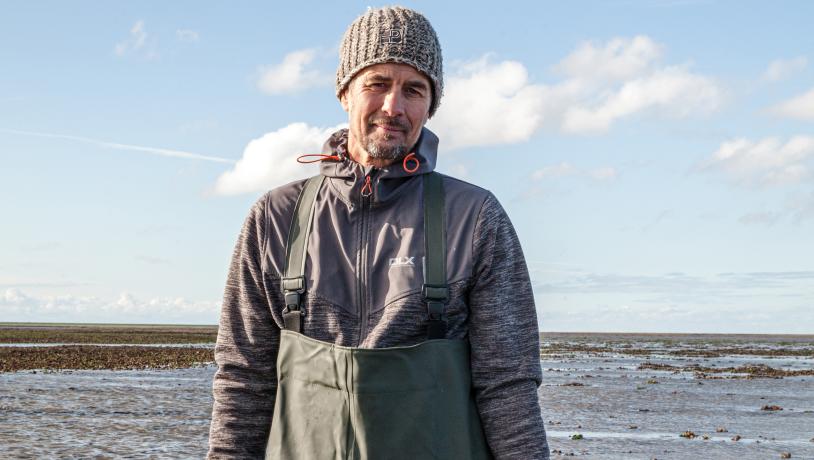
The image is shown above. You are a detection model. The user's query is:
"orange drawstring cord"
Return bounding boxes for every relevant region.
[361,175,373,197]
[298,152,417,198]
[402,152,419,173]
[297,153,341,164]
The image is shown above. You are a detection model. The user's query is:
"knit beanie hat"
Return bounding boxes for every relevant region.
[336,6,444,117]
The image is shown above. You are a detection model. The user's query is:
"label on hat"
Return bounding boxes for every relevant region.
[379,28,404,44]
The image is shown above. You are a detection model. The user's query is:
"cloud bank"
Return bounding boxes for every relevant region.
[534,269,814,333]
[1,288,220,324]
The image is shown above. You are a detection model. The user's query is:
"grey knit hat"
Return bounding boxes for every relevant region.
[336,6,444,117]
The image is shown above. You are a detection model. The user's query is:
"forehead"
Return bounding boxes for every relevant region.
[354,63,431,86]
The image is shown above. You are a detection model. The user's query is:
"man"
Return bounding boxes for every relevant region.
[208,6,549,459]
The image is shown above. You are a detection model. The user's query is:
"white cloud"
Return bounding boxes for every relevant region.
[763,56,808,81]
[430,56,547,150]
[0,128,233,164]
[435,157,470,178]
[531,162,617,181]
[699,135,814,187]
[176,29,200,43]
[561,65,721,134]
[429,36,722,148]
[3,288,31,305]
[531,162,577,179]
[769,87,814,121]
[115,20,155,58]
[1,288,219,324]
[213,122,346,196]
[257,49,331,95]
[553,35,663,83]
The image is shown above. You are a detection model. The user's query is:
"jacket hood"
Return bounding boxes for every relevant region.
[316,127,439,205]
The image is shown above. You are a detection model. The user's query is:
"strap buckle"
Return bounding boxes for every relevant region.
[422,284,448,321]
[282,276,306,313]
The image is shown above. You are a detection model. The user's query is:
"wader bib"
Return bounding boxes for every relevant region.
[265,173,492,459]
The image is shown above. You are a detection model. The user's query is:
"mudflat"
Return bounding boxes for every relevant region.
[0,323,216,372]
[0,322,218,344]
[539,332,814,459]
[1,327,812,458]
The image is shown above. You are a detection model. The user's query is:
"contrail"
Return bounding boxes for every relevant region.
[0,128,236,164]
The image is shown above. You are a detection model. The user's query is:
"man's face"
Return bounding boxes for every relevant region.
[341,63,432,162]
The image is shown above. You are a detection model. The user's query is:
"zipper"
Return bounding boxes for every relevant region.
[356,168,375,346]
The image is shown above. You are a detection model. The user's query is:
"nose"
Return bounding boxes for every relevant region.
[381,88,405,117]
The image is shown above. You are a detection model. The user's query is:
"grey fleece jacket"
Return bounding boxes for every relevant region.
[208,127,549,459]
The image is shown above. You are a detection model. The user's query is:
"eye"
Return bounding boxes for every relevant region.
[406,87,425,97]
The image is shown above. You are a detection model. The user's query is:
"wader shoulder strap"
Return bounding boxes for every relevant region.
[282,175,325,332]
[423,172,449,340]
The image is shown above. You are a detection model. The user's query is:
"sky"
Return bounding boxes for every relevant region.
[1,1,812,333]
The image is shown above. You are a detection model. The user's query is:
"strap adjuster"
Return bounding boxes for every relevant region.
[422,284,449,302]
[282,276,306,292]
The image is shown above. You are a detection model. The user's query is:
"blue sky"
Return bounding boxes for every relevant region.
[1,1,812,332]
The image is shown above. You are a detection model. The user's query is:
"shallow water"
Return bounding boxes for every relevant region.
[539,341,814,459]
[0,366,215,459]
[1,336,812,459]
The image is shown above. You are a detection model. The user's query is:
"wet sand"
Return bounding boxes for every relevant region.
[1,328,812,458]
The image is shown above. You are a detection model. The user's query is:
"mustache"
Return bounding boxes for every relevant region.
[368,117,409,131]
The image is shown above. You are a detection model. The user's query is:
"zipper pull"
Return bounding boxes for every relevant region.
[361,174,373,198]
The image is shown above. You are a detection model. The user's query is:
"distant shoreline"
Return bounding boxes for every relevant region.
[539,332,814,343]
[2,323,812,373]
[2,322,812,339]
[0,323,218,345]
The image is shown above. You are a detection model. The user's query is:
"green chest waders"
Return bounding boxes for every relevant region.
[265,173,492,460]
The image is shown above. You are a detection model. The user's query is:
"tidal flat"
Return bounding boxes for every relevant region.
[538,333,814,459]
[1,325,812,459]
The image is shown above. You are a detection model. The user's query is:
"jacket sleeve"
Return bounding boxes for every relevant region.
[468,192,550,459]
[208,195,281,459]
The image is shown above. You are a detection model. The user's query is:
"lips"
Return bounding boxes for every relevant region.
[376,124,404,133]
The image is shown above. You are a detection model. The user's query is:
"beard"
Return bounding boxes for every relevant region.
[364,117,410,160]
[366,137,407,160]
